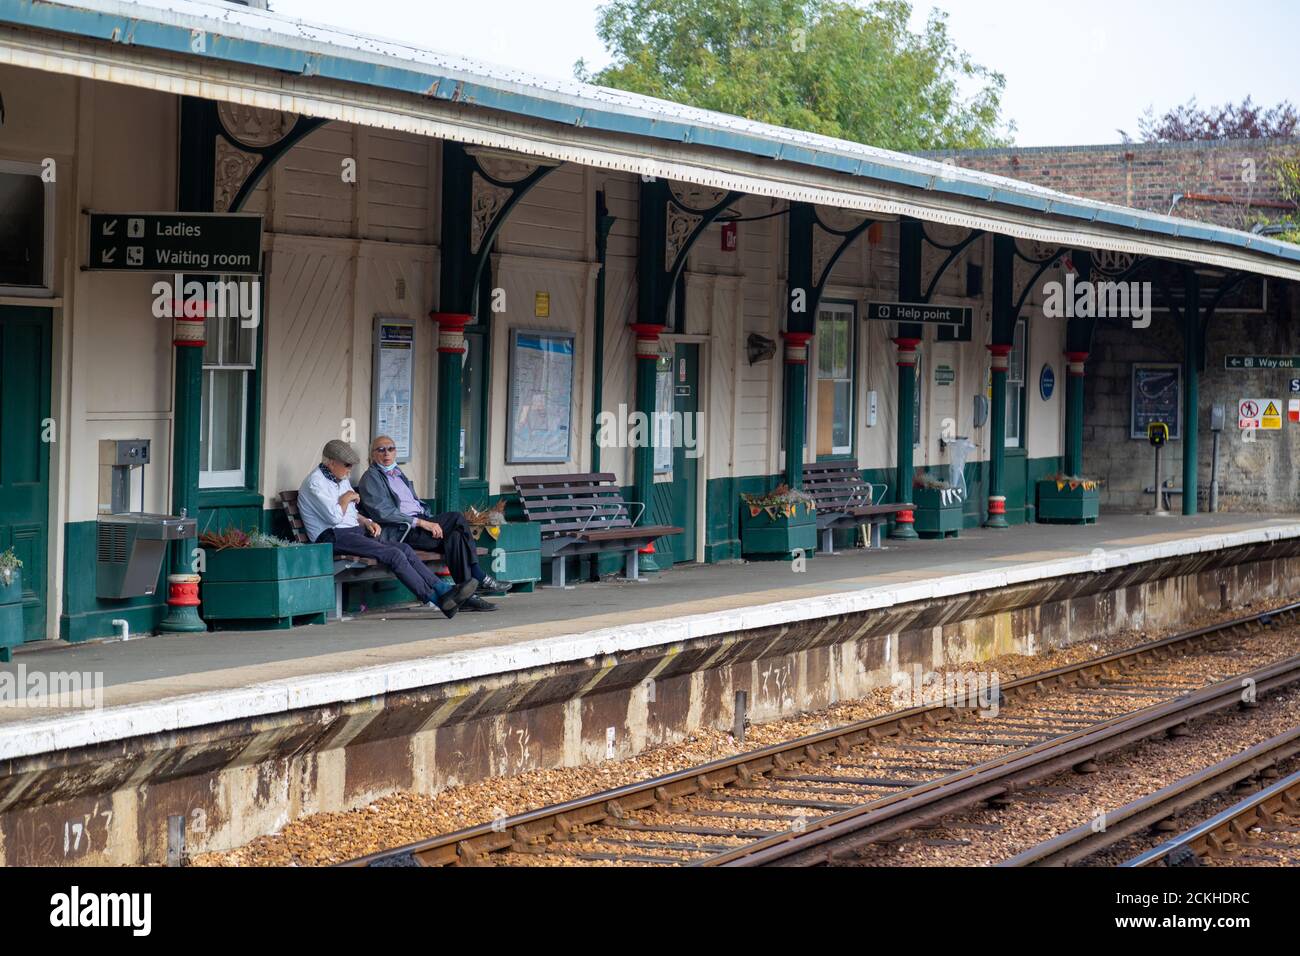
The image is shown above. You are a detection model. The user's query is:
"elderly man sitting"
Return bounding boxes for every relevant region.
[357,435,510,612]
[297,439,478,619]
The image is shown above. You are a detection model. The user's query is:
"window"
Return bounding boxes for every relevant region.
[815,303,854,456]
[0,161,55,295]
[200,304,256,488]
[1005,319,1026,448]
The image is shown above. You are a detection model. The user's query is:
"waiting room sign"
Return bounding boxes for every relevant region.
[86,212,264,275]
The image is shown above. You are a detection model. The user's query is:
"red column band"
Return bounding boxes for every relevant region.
[987,496,1007,516]
[431,312,472,354]
[988,342,1012,373]
[781,331,814,365]
[893,337,921,367]
[1065,350,1089,377]
[629,322,663,360]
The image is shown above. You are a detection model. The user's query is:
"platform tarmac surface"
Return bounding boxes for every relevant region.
[3,513,1299,745]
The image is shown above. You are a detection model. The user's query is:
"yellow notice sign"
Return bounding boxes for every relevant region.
[534,291,550,318]
[1262,400,1283,430]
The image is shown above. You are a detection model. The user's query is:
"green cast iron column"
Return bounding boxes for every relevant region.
[1182,267,1200,515]
[432,314,470,515]
[631,324,661,569]
[890,218,924,540]
[782,333,813,488]
[1064,352,1088,476]
[986,345,1011,527]
[985,234,1016,529]
[590,193,615,473]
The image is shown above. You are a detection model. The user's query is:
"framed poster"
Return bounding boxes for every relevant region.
[372,316,415,463]
[1131,363,1182,440]
[508,329,575,463]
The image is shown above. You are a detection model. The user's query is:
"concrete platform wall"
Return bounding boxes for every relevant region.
[2,539,1297,865]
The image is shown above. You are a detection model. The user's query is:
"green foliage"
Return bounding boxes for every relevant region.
[576,0,1012,150]
[1276,159,1300,244]
[0,547,21,583]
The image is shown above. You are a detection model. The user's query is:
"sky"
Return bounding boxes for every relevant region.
[271,0,1300,148]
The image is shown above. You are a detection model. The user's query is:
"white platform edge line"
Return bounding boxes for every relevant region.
[2,523,1298,761]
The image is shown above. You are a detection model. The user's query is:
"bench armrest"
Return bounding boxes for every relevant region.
[575,502,601,533]
[621,500,648,527]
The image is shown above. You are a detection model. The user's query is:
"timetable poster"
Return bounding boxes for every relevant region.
[374,319,414,462]
[509,330,575,462]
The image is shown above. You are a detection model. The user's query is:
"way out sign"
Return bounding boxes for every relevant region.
[1238,398,1282,430]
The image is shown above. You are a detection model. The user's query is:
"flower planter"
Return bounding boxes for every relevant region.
[473,522,542,593]
[913,486,965,539]
[740,501,816,561]
[201,544,334,631]
[1036,479,1100,525]
[0,570,23,663]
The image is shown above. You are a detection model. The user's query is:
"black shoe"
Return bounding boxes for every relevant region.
[463,594,498,611]
[480,575,513,595]
[434,579,478,619]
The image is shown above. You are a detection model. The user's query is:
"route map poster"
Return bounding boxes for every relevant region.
[1130,363,1181,440]
[373,317,414,462]
[508,329,575,463]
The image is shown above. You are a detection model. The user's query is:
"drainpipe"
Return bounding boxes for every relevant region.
[591,191,615,472]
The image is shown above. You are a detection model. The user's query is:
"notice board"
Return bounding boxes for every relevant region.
[1130,363,1181,440]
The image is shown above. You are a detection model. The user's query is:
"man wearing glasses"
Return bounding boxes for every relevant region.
[296,440,478,619]
[357,435,511,612]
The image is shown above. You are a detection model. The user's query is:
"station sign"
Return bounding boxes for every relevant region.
[1225,355,1300,370]
[1238,398,1282,430]
[86,212,264,275]
[866,302,972,329]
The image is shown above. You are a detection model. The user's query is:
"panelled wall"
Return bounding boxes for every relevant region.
[0,72,1071,638]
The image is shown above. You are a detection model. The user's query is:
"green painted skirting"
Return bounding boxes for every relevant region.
[61,520,168,643]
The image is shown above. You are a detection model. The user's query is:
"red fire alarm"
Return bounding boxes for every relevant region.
[721,221,738,251]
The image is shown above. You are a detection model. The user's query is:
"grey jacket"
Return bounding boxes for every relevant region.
[357,464,432,543]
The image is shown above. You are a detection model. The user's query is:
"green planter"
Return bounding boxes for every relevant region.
[913,486,965,539]
[475,522,542,593]
[1036,480,1100,524]
[0,570,23,663]
[740,501,816,561]
[201,544,334,631]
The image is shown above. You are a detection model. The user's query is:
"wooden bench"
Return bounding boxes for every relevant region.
[280,490,449,619]
[513,473,683,587]
[801,461,913,553]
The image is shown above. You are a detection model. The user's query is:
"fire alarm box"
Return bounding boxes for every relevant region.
[721,221,738,252]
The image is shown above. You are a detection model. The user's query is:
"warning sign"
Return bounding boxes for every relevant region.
[1239,398,1282,430]
[1289,399,1300,424]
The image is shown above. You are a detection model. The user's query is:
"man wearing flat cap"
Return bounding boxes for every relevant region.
[296,439,477,619]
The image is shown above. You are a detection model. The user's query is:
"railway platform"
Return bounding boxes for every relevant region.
[3,513,1300,864]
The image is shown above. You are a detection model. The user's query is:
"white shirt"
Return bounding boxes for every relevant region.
[298,466,359,542]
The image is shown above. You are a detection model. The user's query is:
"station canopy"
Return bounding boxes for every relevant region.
[3,0,1299,280]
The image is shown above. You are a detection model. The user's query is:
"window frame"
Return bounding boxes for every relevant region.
[813,300,857,459]
[199,303,258,490]
[0,159,57,297]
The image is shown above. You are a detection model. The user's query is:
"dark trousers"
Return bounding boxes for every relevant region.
[399,512,484,585]
[320,527,451,603]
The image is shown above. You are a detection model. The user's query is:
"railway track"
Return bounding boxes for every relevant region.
[997,727,1300,867]
[1125,760,1300,867]
[348,602,1300,868]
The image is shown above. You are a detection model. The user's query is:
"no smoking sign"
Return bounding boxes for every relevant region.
[1238,398,1282,431]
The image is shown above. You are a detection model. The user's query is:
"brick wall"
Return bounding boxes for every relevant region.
[936,138,1300,513]
[931,138,1300,231]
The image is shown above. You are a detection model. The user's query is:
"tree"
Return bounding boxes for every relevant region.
[1133,97,1298,143]
[574,0,1013,151]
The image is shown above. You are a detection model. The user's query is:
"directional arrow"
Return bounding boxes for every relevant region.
[100,247,116,264]
[101,219,117,237]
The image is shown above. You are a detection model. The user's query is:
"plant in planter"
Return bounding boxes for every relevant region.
[0,547,24,662]
[1037,473,1101,525]
[198,527,334,630]
[740,484,817,560]
[913,472,965,539]
[465,500,541,593]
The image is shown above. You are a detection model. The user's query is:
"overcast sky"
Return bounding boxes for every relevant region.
[271,0,1299,148]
